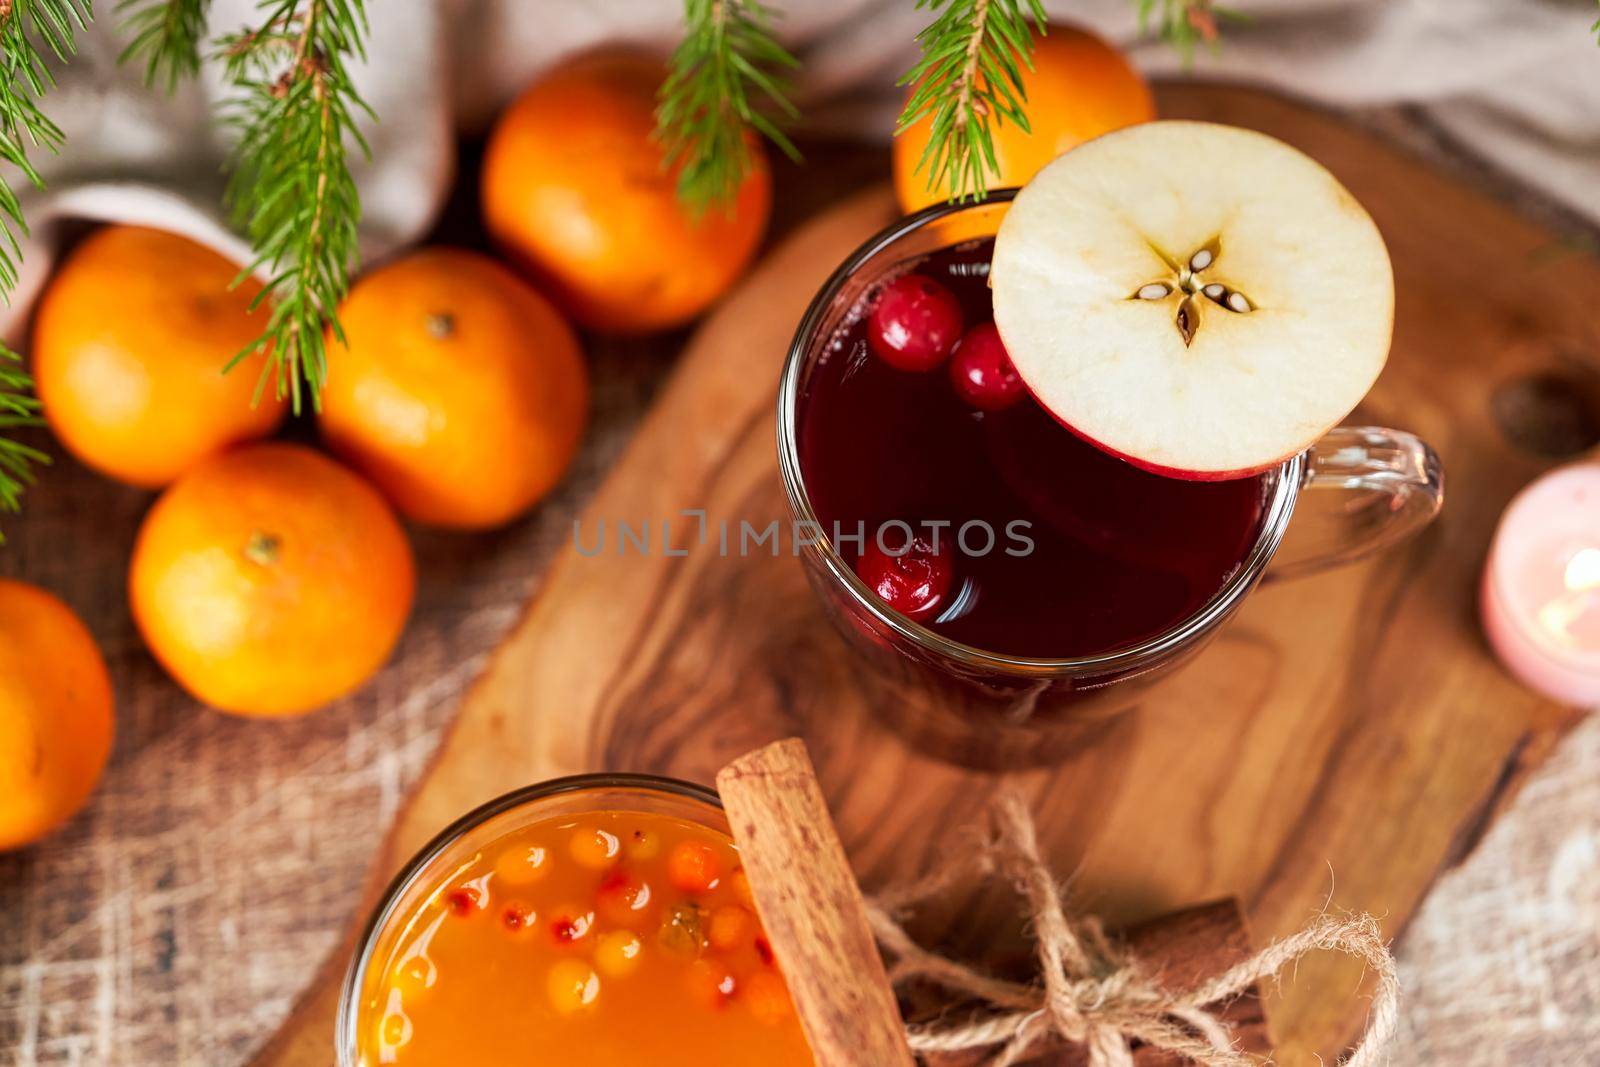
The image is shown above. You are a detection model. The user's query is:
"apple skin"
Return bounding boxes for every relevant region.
[1016,377,1298,482]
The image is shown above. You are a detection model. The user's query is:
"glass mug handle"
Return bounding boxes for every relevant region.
[1268,426,1445,581]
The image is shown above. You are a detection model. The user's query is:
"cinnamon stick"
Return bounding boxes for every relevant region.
[717,739,917,1067]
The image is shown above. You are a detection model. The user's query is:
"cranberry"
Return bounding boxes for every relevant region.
[949,322,1024,410]
[867,273,964,371]
[854,534,953,622]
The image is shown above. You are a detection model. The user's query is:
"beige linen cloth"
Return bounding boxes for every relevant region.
[1,1,1597,1064]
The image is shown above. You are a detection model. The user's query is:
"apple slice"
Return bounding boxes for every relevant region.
[990,120,1393,480]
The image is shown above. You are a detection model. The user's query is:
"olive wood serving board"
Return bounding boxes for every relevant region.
[255,86,1591,1066]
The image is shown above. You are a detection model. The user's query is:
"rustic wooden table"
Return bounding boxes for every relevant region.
[2,111,1596,1067]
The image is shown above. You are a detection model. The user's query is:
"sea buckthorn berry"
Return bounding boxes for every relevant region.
[445,885,484,917]
[393,954,437,996]
[667,840,723,893]
[708,904,755,953]
[596,871,655,928]
[501,901,535,933]
[568,826,621,869]
[625,827,662,861]
[685,958,737,1010]
[549,905,594,946]
[729,867,755,907]
[594,930,644,978]
[547,960,601,1015]
[744,970,794,1026]
[754,937,775,966]
[658,901,706,959]
[868,273,964,372]
[378,1008,413,1050]
[493,844,551,885]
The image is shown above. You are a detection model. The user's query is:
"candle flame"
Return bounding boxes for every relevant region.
[1564,548,1600,593]
[1537,547,1600,648]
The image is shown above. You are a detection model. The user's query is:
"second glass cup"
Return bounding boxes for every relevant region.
[777,193,1443,768]
[338,775,813,1067]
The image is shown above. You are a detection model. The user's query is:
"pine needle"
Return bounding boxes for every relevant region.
[0,0,91,295]
[117,0,209,92]
[0,0,89,542]
[0,342,47,545]
[1136,0,1240,64]
[218,0,370,413]
[656,0,800,216]
[895,0,1048,205]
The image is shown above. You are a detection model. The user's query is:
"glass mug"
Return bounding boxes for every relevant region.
[337,775,805,1067]
[776,193,1444,768]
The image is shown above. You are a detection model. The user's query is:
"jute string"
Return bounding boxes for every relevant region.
[866,788,1399,1066]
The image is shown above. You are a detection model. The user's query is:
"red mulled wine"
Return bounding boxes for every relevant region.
[796,238,1270,659]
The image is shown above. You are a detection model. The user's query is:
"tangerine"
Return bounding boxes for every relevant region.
[893,25,1154,213]
[129,443,414,717]
[319,250,588,528]
[32,226,285,487]
[0,579,114,850]
[482,51,769,333]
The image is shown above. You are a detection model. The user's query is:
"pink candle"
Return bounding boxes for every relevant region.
[1482,462,1600,705]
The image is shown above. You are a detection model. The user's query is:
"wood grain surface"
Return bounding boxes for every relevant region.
[240,85,1594,1067]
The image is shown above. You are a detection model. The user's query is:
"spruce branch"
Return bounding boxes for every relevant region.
[896,0,1048,205]
[117,0,209,91]
[0,0,91,295]
[656,0,800,215]
[218,0,370,412]
[0,343,47,545]
[1136,0,1238,62]
[0,0,90,540]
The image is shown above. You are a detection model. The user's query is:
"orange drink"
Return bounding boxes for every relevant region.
[339,776,814,1066]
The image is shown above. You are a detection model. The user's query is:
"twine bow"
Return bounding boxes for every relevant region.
[867,789,1399,1067]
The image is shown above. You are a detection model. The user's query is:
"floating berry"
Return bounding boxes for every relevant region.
[667,840,723,893]
[595,930,644,978]
[493,843,550,885]
[546,960,601,1014]
[867,273,964,371]
[728,867,754,908]
[445,885,484,917]
[707,904,755,953]
[854,534,953,622]
[378,1008,413,1049]
[549,905,594,946]
[658,901,707,959]
[596,871,655,928]
[949,322,1024,411]
[625,828,662,861]
[392,954,437,995]
[501,901,535,933]
[568,825,621,869]
[744,970,794,1026]
[685,958,738,1010]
